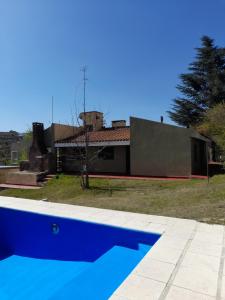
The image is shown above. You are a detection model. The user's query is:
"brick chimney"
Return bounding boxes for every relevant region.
[112,120,126,128]
[79,111,104,131]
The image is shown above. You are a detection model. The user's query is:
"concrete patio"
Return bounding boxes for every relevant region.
[0,196,224,300]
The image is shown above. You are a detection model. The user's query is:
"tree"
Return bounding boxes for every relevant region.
[19,129,32,161]
[168,36,225,127]
[198,103,225,159]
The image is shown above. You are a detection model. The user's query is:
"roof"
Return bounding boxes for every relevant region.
[0,131,19,136]
[79,111,103,115]
[57,127,130,144]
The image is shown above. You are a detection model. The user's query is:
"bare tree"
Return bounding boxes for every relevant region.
[60,67,107,190]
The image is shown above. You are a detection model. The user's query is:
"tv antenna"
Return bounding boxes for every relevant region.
[81,65,89,188]
[51,96,54,124]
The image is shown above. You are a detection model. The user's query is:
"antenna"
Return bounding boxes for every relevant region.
[51,96,54,124]
[81,66,88,115]
[81,65,89,188]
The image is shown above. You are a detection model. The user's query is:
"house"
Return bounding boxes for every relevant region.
[0,131,23,164]
[54,111,211,177]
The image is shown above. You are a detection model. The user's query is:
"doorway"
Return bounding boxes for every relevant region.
[191,138,207,175]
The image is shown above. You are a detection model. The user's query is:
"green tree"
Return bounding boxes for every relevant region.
[168,36,225,127]
[198,103,225,159]
[19,129,32,161]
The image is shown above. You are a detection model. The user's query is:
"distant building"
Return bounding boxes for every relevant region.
[0,131,23,164]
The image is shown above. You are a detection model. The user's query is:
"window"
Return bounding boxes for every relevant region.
[98,147,114,160]
[11,151,18,161]
[63,148,86,161]
[73,148,86,160]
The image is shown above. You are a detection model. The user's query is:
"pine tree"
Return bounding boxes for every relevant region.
[168,36,225,127]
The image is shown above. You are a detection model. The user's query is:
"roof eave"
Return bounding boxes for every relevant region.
[55,140,130,147]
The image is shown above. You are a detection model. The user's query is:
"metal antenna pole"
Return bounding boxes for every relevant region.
[51,96,54,124]
[82,67,87,116]
[81,66,89,188]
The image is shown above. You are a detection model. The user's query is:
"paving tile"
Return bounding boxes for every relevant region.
[163,227,194,239]
[173,265,218,297]
[146,215,171,225]
[126,213,154,223]
[123,219,149,230]
[223,261,225,276]
[93,212,127,220]
[166,285,215,300]
[172,219,197,228]
[115,274,165,300]
[221,276,225,299]
[148,244,183,264]
[197,223,224,235]
[193,231,223,245]
[145,223,167,234]
[181,252,220,273]
[102,218,131,227]
[155,235,188,250]
[134,257,175,283]
[109,294,130,300]
[188,239,222,257]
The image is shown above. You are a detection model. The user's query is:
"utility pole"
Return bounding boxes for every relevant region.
[81,66,89,188]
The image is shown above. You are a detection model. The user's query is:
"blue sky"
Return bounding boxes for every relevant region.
[1,0,225,132]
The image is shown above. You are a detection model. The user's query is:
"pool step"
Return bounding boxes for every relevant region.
[51,243,151,300]
[0,255,91,300]
[0,248,10,260]
[0,244,151,300]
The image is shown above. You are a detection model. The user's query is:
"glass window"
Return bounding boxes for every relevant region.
[98,147,114,160]
[11,151,18,161]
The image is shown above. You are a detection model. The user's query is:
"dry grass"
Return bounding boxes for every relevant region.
[1,174,225,224]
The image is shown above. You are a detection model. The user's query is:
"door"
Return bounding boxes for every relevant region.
[191,138,207,175]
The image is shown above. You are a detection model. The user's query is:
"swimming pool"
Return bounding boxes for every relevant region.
[0,207,160,299]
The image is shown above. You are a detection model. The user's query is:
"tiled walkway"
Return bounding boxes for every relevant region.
[0,196,224,300]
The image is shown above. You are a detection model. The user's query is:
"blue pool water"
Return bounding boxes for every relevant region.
[0,207,160,299]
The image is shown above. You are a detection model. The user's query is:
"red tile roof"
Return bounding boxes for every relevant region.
[58,127,130,143]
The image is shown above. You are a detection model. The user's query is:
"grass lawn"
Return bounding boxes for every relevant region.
[1,174,225,224]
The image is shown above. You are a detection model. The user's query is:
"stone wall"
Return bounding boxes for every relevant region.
[0,166,19,184]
